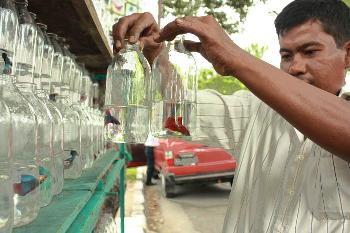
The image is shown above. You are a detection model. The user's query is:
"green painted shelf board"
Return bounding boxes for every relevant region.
[67,160,124,233]
[64,150,119,191]
[13,149,120,233]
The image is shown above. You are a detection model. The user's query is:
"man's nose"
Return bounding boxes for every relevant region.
[288,55,306,77]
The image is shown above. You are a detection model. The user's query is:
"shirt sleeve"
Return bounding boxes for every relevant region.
[192,89,256,157]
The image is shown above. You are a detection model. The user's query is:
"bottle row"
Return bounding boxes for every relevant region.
[0,1,106,232]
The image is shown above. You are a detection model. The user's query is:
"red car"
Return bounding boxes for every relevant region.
[153,138,237,197]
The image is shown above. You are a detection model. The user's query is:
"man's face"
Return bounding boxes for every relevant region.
[279,20,349,95]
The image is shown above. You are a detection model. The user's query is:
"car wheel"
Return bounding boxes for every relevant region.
[160,173,176,198]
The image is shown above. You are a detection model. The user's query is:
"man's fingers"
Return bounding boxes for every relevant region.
[183,40,202,53]
[128,13,158,43]
[139,36,160,50]
[155,20,186,42]
[155,16,206,42]
[112,13,141,48]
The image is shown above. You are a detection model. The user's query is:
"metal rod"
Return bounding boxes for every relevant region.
[119,143,125,233]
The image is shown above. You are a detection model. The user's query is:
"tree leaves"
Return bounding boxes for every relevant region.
[162,0,266,34]
[197,43,267,95]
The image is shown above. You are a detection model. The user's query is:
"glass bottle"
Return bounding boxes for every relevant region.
[29,12,44,86]
[69,63,92,169]
[57,37,74,90]
[0,0,18,75]
[36,24,64,195]
[36,23,54,91]
[0,98,13,233]
[53,93,82,179]
[35,89,64,195]
[105,41,151,143]
[46,33,63,94]
[80,74,95,166]
[0,74,39,227]
[46,34,82,178]
[16,83,53,207]
[152,38,197,138]
[91,83,100,157]
[13,0,36,82]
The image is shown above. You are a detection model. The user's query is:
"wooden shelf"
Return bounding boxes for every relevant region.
[13,149,124,233]
[28,0,113,73]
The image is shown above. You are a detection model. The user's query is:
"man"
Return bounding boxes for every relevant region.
[144,133,159,186]
[112,0,350,232]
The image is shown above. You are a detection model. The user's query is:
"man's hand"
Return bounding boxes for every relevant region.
[112,12,164,65]
[155,16,242,76]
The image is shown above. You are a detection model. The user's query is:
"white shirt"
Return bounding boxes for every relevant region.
[144,132,160,147]
[218,90,350,233]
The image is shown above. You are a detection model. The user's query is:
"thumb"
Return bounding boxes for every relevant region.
[183,40,202,53]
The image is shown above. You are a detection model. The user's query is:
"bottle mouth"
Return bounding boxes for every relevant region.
[47,33,58,39]
[36,23,48,31]
[29,12,36,20]
[119,39,139,52]
[14,0,28,6]
[167,37,188,54]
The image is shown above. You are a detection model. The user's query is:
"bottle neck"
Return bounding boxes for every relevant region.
[15,1,32,25]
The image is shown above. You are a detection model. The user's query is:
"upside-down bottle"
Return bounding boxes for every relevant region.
[14,1,54,208]
[36,23,64,195]
[0,0,18,74]
[0,74,39,227]
[48,34,82,179]
[152,38,197,138]
[0,93,13,233]
[105,40,151,143]
[16,83,53,207]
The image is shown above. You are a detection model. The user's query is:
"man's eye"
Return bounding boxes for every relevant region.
[281,54,291,61]
[304,50,318,56]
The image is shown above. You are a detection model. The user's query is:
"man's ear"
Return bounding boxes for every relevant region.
[344,40,350,69]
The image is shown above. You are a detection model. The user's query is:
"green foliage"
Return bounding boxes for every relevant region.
[245,43,268,59]
[162,0,266,34]
[344,0,350,7]
[197,43,268,95]
[198,69,247,95]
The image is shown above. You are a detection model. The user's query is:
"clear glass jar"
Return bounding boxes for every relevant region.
[97,109,105,156]
[70,67,92,168]
[0,0,18,74]
[0,74,39,227]
[79,72,94,167]
[57,37,74,89]
[46,33,63,93]
[13,0,36,82]
[36,23,54,91]
[91,83,100,157]
[152,39,197,138]
[16,82,53,207]
[35,89,64,195]
[105,41,151,143]
[29,12,44,85]
[0,98,13,233]
[52,94,82,179]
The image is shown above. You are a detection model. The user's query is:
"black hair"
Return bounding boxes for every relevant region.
[275,0,350,47]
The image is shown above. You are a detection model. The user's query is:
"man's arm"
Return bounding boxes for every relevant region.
[156,16,350,162]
